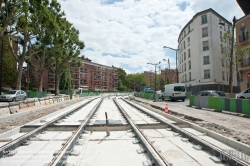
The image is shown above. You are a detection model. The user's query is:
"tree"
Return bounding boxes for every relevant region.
[117,67,127,91]
[1,37,17,87]
[59,68,71,90]
[221,31,250,92]
[126,73,146,91]
[0,0,23,37]
[7,0,36,90]
[50,15,84,95]
[30,0,60,92]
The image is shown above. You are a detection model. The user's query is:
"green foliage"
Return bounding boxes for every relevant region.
[166,77,170,84]
[60,68,72,90]
[1,38,17,86]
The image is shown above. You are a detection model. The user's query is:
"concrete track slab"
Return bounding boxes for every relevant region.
[0,140,64,166]
[67,131,150,166]
[144,129,227,166]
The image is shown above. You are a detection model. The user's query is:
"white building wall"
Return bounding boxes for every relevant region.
[177,9,237,92]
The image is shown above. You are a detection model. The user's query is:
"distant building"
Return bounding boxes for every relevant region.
[177,8,237,95]
[161,69,177,84]
[236,0,250,91]
[32,58,118,91]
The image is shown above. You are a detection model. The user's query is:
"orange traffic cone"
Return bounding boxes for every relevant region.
[165,104,169,114]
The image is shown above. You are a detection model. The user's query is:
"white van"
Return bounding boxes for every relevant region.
[161,83,186,101]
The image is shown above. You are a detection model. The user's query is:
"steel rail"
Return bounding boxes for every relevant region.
[113,99,169,166]
[123,99,250,166]
[50,98,103,166]
[0,97,99,158]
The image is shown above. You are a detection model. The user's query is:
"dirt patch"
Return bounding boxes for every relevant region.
[0,98,86,134]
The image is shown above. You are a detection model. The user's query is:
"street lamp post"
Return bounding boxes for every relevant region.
[163,58,171,84]
[219,16,237,93]
[0,36,4,95]
[163,46,179,83]
[147,62,158,101]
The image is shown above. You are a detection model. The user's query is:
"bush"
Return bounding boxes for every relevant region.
[32,88,38,91]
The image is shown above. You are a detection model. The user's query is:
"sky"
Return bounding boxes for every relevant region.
[58,0,244,74]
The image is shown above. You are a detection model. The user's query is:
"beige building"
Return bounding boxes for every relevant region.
[236,0,250,91]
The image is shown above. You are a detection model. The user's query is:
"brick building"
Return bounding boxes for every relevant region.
[236,0,250,91]
[32,58,118,91]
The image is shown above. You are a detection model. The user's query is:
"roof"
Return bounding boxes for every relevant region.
[237,0,250,15]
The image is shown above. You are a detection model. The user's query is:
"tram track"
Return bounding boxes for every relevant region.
[0,97,100,159]
[0,96,249,166]
[120,98,250,166]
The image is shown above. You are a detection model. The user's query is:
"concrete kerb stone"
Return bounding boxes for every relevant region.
[0,97,89,138]
[132,100,250,156]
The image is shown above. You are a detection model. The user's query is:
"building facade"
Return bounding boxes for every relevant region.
[235,2,250,91]
[177,8,237,95]
[33,58,118,91]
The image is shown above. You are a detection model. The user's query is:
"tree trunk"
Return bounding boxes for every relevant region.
[55,62,60,96]
[38,73,43,92]
[16,34,28,90]
[38,51,45,92]
[55,74,60,96]
[16,57,24,89]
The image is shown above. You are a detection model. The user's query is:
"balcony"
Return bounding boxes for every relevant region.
[94,82,102,85]
[241,58,250,67]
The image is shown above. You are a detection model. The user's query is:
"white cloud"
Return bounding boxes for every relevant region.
[58,0,244,74]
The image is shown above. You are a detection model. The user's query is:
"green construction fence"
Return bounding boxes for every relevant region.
[189,96,250,116]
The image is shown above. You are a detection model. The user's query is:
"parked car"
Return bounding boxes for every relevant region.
[161,83,186,101]
[156,90,162,99]
[196,90,226,97]
[0,90,27,102]
[236,87,250,99]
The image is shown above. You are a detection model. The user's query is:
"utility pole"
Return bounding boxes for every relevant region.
[168,58,171,83]
[229,17,236,93]
[0,36,4,95]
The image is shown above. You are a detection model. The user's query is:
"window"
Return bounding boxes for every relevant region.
[204,70,210,79]
[182,65,183,72]
[189,61,191,69]
[220,44,223,53]
[184,63,186,71]
[227,72,228,81]
[188,49,190,57]
[184,30,186,36]
[189,72,191,81]
[239,27,248,42]
[222,71,225,80]
[184,52,186,60]
[182,54,183,62]
[219,19,222,29]
[203,56,210,64]
[201,14,207,24]
[185,74,187,82]
[174,86,185,92]
[220,31,222,39]
[203,41,209,51]
[222,60,224,67]
[184,41,186,49]
[202,27,208,37]
[187,37,190,44]
[188,25,190,32]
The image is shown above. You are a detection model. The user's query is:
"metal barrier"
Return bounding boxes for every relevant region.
[0,95,71,115]
[189,96,250,116]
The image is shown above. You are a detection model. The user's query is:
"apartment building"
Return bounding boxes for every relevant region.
[177,8,237,94]
[235,0,250,91]
[33,58,118,91]
[161,69,177,84]
[144,69,176,90]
